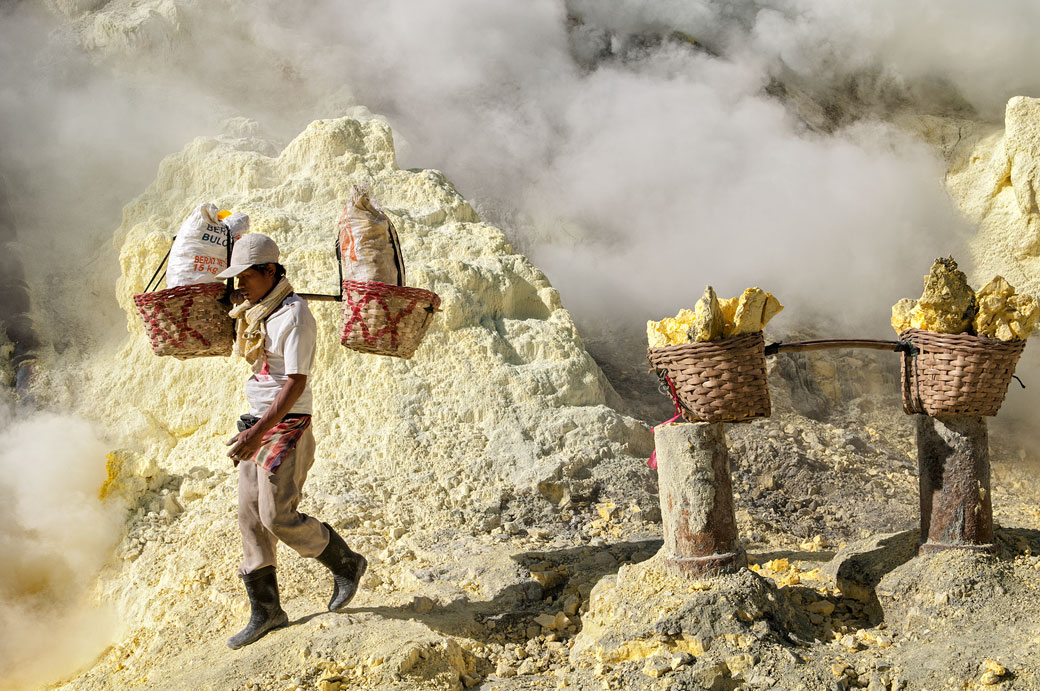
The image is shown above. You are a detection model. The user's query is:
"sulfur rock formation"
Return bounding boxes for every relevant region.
[35,116,655,690]
[947,96,1040,296]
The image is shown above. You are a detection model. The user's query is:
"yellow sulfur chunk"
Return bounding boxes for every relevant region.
[980,659,1008,685]
[718,297,738,335]
[1007,293,1040,337]
[688,285,725,342]
[98,451,122,500]
[647,308,698,348]
[730,288,767,336]
[648,287,783,347]
[647,321,670,349]
[891,298,916,336]
[974,276,1040,341]
[727,287,784,337]
[761,292,784,325]
[908,256,975,334]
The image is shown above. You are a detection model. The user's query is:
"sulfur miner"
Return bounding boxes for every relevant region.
[891,257,1040,341]
[218,234,367,649]
[647,286,783,347]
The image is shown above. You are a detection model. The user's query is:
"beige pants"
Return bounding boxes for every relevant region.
[237,427,330,575]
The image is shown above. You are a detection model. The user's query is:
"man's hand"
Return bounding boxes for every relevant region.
[228,374,307,465]
[227,425,265,462]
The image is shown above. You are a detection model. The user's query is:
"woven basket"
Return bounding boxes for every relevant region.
[133,283,234,359]
[341,280,440,359]
[647,331,771,423]
[900,328,1025,416]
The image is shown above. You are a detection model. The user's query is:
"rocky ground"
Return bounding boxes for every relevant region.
[45,348,1040,691]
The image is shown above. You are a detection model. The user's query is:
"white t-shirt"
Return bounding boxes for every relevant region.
[245,294,317,417]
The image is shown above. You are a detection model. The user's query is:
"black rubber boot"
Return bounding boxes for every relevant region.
[315,522,368,611]
[227,566,289,649]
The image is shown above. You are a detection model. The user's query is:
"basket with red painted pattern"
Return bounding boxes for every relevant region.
[133,283,234,359]
[340,280,440,359]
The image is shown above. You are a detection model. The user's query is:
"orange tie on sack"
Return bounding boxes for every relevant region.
[338,206,358,262]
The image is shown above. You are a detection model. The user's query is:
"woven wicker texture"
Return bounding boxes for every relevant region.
[900,328,1025,417]
[133,283,234,359]
[648,331,771,423]
[340,280,440,359]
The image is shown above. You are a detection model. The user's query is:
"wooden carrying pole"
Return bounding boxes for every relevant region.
[297,293,341,302]
[765,339,908,356]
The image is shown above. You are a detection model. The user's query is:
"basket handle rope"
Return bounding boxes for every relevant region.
[295,235,346,303]
[646,372,689,469]
[310,229,439,313]
[142,225,234,296]
[143,244,172,294]
[901,346,924,414]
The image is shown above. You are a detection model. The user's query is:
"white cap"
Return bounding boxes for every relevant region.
[215,233,280,279]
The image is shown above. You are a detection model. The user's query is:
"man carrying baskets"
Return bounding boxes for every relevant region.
[216,233,367,649]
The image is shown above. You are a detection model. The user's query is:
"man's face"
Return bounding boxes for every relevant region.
[236,265,276,303]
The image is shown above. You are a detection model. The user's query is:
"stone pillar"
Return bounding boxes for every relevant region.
[915,415,995,554]
[655,422,746,576]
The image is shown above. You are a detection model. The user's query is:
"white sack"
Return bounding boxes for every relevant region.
[338,186,405,286]
[167,203,232,287]
[224,212,249,240]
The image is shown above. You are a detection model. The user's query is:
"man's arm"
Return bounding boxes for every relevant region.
[227,373,307,461]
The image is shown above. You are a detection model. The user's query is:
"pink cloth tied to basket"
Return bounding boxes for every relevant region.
[647,373,684,470]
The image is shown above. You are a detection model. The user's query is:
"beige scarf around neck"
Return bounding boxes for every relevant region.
[228,277,294,365]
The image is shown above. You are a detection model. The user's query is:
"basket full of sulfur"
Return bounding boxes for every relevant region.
[893,257,1035,417]
[647,286,781,423]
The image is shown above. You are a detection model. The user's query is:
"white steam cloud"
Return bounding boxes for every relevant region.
[6,0,1036,342]
[237,0,979,337]
[0,404,120,689]
[570,0,1040,118]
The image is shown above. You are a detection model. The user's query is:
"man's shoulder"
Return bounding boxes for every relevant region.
[269,294,315,328]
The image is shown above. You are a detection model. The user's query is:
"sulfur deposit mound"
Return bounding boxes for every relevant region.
[945,97,1040,297]
[571,554,811,688]
[37,116,656,690]
[647,286,783,348]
